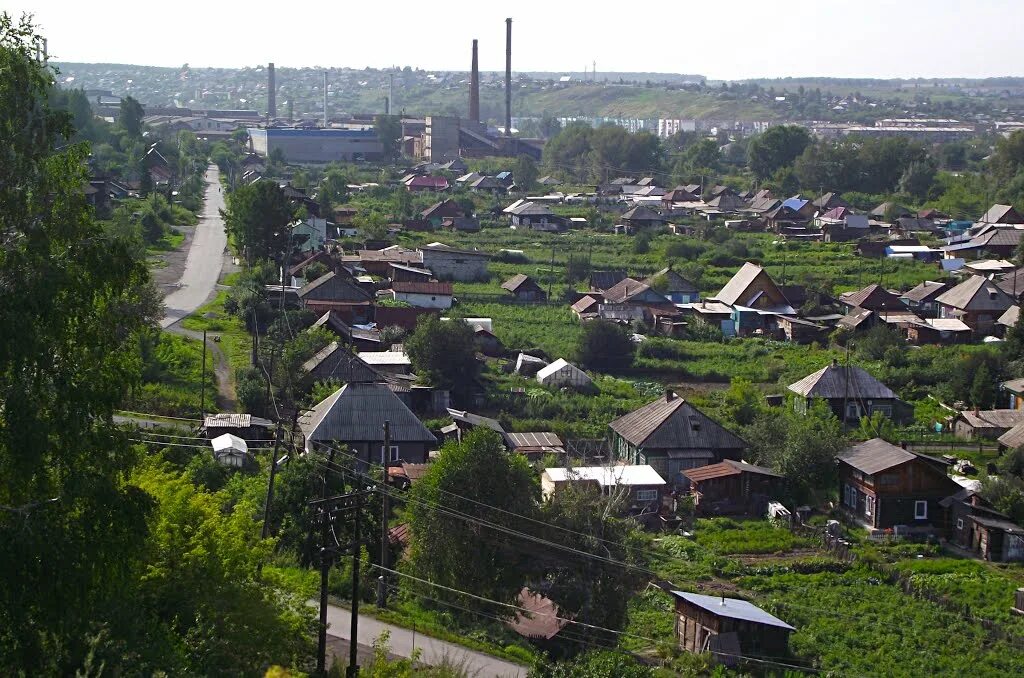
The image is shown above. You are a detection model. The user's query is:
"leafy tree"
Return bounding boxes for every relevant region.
[576,320,635,370]
[538,111,562,139]
[405,314,479,400]
[119,95,145,138]
[723,378,763,427]
[747,125,811,180]
[407,429,537,614]
[531,483,644,644]
[0,15,162,671]
[990,129,1024,183]
[899,158,938,200]
[529,650,653,678]
[859,411,897,442]
[970,362,995,409]
[223,179,296,263]
[374,114,402,162]
[515,154,539,192]
[684,138,720,174]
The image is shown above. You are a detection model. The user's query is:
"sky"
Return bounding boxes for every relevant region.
[10,0,1024,80]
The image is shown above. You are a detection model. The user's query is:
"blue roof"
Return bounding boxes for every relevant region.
[942,258,966,271]
[249,128,377,139]
[670,591,794,630]
[782,198,808,211]
[496,171,513,180]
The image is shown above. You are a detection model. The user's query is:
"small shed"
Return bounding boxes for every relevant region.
[669,590,794,664]
[515,352,549,376]
[536,358,594,392]
[683,460,782,517]
[211,433,250,468]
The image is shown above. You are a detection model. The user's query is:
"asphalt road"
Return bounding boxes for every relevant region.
[323,603,526,677]
[160,165,227,329]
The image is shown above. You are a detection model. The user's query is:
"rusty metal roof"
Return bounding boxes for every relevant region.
[683,459,781,483]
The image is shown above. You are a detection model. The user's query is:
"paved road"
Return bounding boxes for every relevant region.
[324,604,526,677]
[161,165,227,329]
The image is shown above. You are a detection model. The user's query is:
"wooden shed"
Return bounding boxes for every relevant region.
[669,590,793,664]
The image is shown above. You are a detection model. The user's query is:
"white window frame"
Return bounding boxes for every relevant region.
[915,500,928,520]
[635,489,659,502]
[865,495,875,517]
[956,518,964,530]
[380,444,400,463]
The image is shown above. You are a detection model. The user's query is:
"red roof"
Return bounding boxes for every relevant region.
[392,281,453,295]
[406,176,450,190]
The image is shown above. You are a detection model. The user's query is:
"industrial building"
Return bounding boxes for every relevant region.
[247,127,383,163]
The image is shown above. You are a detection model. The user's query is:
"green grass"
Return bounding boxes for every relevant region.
[180,290,251,378]
[693,518,814,556]
[741,567,1024,677]
[124,332,217,417]
[146,228,186,254]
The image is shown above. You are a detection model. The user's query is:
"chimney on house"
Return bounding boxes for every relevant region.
[505,18,512,137]
[267,63,276,118]
[469,39,480,123]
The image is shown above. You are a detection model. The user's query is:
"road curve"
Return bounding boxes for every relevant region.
[160,165,227,329]
[323,604,526,677]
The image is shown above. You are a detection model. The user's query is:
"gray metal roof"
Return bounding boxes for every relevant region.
[936,275,1015,312]
[300,382,437,444]
[837,438,915,475]
[609,394,746,451]
[670,591,794,630]
[302,342,382,383]
[298,271,373,302]
[839,284,905,311]
[645,268,698,294]
[590,270,628,292]
[505,432,563,449]
[788,363,896,400]
[447,408,505,434]
[901,281,949,303]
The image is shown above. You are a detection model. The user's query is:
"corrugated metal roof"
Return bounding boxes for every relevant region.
[392,281,453,295]
[683,459,782,482]
[837,438,915,475]
[506,432,563,449]
[670,591,794,630]
[543,465,666,486]
[936,275,1015,312]
[609,394,746,451]
[788,363,896,400]
[298,271,373,302]
[303,342,382,383]
[300,382,436,444]
[204,413,273,429]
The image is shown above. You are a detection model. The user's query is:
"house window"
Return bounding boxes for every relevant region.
[865,495,875,517]
[380,445,400,462]
[635,489,659,502]
[956,518,964,530]
[873,405,893,418]
[846,402,859,419]
[915,501,928,520]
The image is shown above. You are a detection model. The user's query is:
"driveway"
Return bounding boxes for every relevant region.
[161,165,228,329]
[323,604,526,677]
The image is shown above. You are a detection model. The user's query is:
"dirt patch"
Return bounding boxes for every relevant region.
[151,224,197,292]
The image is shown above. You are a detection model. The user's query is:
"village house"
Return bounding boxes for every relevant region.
[644,267,700,304]
[388,262,433,284]
[501,273,547,301]
[589,270,628,294]
[788,361,906,424]
[300,382,437,465]
[602,278,676,314]
[418,243,490,282]
[309,311,383,351]
[979,203,1023,224]
[839,284,907,314]
[348,247,422,276]
[942,225,1024,260]
[683,460,783,517]
[420,199,465,228]
[812,191,852,213]
[1002,378,1024,410]
[997,269,1024,302]
[904,318,972,345]
[620,205,666,232]
[609,391,746,486]
[297,271,374,322]
[405,175,450,192]
[837,438,959,532]
[669,591,794,663]
[709,262,795,336]
[358,350,413,377]
[540,465,666,517]
[900,281,950,318]
[387,281,454,309]
[935,275,1015,336]
[941,488,1024,562]
[200,413,273,444]
[302,342,382,385]
[950,409,1024,440]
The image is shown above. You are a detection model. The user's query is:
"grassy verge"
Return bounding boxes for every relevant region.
[180,289,252,378]
[123,332,217,418]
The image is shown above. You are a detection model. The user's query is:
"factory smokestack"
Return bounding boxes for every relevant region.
[267,63,276,119]
[322,71,328,128]
[505,18,512,137]
[469,39,480,123]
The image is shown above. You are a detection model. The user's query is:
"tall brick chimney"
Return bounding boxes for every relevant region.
[267,63,276,118]
[505,18,512,137]
[469,39,480,123]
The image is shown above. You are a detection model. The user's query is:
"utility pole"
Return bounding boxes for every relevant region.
[377,421,391,608]
[347,490,363,678]
[199,329,207,418]
[548,243,556,300]
[315,445,336,677]
[261,422,285,539]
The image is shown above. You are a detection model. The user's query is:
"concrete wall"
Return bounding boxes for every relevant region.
[419,249,488,282]
[248,128,383,163]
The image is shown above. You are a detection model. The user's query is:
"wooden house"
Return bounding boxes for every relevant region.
[301,342,382,385]
[788,361,906,424]
[940,488,1024,562]
[1001,378,1024,410]
[589,270,628,293]
[950,409,1024,440]
[501,274,547,301]
[420,199,465,228]
[644,267,700,304]
[979,204,1024,224]
[936,275,1015,336]
[388,262,433,284]
[710,262,794,336]
[300,382,437,464]
[297,271,374,322]
[837,438,958,531]
[669,591,794,663]
[683,460,782,517]
[900,281,950,318]
[309,311,383,352]
[839,284,906,314]
[620,205,666,232]
[609,391,746,486]
[388,281,454,310]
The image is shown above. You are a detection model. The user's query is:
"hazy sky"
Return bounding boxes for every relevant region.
[11,0,1024,79]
